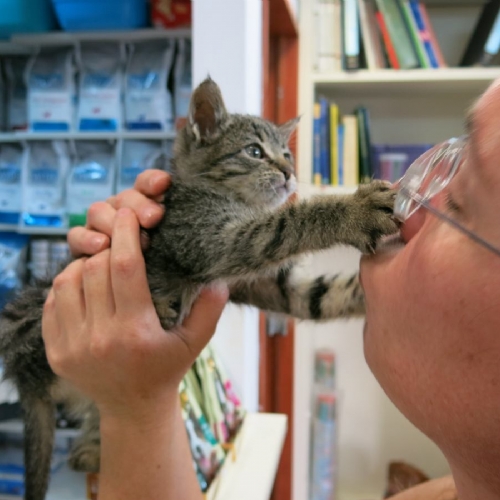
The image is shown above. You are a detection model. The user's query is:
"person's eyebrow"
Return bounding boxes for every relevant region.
[464,110,475,135]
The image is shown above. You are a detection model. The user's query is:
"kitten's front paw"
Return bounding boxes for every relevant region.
[69,441,100,473]
[351,180,399,254]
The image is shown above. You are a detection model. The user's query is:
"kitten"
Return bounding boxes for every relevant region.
[0,77,398,500]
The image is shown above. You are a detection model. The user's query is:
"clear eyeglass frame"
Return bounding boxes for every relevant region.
[393,135,500,258]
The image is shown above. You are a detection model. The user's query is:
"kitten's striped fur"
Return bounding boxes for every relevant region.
[0,78,397,500]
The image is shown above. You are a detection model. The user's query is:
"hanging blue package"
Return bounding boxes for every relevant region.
[0,232,29,311]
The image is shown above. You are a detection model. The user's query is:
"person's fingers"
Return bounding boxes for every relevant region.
[134,170,170,199]
[86,201,117,235]
[110,208,154,316]
[82,250,115,325]
[67,226,110,257]
[181,285,229,353]
[107,188,165,229]
[42,288,59,344]
[52,259,86,329]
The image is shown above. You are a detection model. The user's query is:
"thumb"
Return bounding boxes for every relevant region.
[182,285,229,352]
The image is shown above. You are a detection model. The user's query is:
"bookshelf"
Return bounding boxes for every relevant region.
[293,3,497,500]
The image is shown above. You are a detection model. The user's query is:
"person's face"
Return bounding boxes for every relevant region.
[360,78,500,464]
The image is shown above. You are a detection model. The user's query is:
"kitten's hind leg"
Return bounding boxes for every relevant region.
[68,405,101,473]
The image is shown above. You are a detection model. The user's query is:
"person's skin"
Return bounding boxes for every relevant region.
[42,195,228,500]
[361,78,500,500]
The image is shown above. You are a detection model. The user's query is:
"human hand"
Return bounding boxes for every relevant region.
[67,169,170,257]
[43,208,228,424]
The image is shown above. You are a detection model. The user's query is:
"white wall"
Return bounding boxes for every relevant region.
[192,0,263,412]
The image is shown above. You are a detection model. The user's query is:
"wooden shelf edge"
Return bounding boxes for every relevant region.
[270,0,298,37]
[206,413,287,500]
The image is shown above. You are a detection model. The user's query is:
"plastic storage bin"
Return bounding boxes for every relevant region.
[51,0,148,31]
[0,0,57,39]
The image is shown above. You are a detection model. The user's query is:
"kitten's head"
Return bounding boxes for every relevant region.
[173,77,299,208]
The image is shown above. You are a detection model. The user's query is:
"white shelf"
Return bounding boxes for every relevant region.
[0,419,80,439]
[206,413,287,500]
[312,68,500,95]
[0,131,176,143]
[11,28,191,46]
[0,224,69,235]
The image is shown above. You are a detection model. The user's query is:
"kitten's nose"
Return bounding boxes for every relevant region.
[278,163,294,181]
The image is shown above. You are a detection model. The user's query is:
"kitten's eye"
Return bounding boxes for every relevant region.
[245,144,265,159]
[284,152,292,161]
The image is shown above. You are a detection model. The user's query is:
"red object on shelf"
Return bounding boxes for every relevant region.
[151,0,191,28]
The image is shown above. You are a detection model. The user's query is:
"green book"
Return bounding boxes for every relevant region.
[398,0,429,68]
[355,107,373,184]
[374,0,420,69]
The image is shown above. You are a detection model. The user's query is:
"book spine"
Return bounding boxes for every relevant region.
[375,9,400,69]
[315,0,343,72]
[375,0,420,69]
[319,98,331,185]
[343,0,361,70]
[399,0,429,68]
[329,103,339,185]
[408,0,439,68]
[479,9,500,66]
[313,102,322,186]
[418,2,447,67]
[342,115,359,187]
[357,0,378,70]
[338,124,344,185]
[355,107,373,184]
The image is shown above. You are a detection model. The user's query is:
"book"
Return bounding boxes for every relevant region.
[478,8,500,66]
[355,107,373,184]
[342,0,361,70]
[459,0,500,67]
[357,0,387,69]
[338,123,345,185]
[315,0,343,72]
[329,102,340,185]
[371,143,434,181]
[374,0,420,69]
[417,2,446,67]
[313,102,322,186]
[375,7,400,69]
[342,115,359,186]
[408,1,440,68]
[399,0,430,68]
[319,97,331,184]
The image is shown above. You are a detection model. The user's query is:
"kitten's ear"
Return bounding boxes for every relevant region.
[188,77,228,142]
[279,116,301,142]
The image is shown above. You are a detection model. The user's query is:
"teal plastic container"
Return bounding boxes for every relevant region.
[0,0,58,39]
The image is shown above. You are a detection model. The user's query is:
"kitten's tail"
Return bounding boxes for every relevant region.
[22,395,56,500]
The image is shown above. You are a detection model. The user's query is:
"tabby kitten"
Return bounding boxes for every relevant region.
[0,77,398,500]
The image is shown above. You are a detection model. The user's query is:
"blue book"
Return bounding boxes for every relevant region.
[409,1,439,68]
[337,124,345,185]
[319,97,331,185]
[313,102,322,186]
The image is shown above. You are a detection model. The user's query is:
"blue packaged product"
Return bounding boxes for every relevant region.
[77,43,124,132]
[27,49,76,132]
[66,141,115,227]
[0,144,26,225]
[22,141,70,228]
[0,232,29,311]
[125,41,175,131]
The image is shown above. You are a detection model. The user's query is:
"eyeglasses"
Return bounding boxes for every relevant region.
[394,135,500,257]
